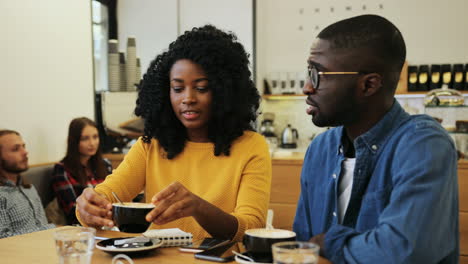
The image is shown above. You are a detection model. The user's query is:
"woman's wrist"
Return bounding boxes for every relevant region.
[192,195,208,220]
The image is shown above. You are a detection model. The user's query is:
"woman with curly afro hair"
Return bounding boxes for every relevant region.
[76,25,272,241]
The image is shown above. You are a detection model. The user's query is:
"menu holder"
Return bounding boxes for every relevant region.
[143,228,193,247]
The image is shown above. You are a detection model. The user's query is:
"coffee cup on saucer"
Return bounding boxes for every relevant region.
[243,228,296,262]
[112,202,155,233]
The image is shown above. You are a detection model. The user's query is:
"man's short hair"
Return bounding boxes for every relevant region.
[0,130,20,151]
[317,14,406,87]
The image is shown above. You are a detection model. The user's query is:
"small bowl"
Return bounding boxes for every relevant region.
[112,202,155,233]
[243,228,296,261]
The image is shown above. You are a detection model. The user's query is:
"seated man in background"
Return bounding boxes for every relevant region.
[0,130,54,238]
[293,15,458,263]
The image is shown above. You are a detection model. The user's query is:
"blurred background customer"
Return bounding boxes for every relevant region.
[0,129,54,238]
[51,117,112,225]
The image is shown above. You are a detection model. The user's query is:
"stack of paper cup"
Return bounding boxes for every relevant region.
[126,36,137,91]
[108,40,120,92]
[135,57,141,88]
[119,52,126,91]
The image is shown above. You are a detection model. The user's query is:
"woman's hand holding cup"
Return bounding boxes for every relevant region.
[76,187,114,228]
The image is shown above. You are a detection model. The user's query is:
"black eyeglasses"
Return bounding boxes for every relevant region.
[308,65,364,90]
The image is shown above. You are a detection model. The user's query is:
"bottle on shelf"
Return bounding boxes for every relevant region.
[417,65,429,91]
[429,64,441,90]
[407,65,418,91]
[465,64,468,91]
[441,64,453,88]
[453,64,465,91]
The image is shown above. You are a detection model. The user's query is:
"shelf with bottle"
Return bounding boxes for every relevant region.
[262,94,305,100]
[261,61,468,100]
[406,63,468,95]
[261,92,468,101]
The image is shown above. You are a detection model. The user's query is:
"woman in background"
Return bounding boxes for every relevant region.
[51,117,112,225]
[76,25,272,241]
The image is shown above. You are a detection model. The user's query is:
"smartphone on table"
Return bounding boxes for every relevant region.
[179,238,230,253]
[194,242,240,262]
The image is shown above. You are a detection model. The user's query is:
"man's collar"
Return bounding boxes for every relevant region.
[338,100,410,154]
[0,174,20,187]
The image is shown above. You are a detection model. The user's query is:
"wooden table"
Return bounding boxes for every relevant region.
[0,227,330,264]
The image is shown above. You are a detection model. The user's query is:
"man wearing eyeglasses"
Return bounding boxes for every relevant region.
[293,15,458,263]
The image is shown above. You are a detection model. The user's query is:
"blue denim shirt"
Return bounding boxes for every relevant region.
[293,101,459,263]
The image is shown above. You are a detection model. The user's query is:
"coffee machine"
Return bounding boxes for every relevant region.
[259,112,278,149]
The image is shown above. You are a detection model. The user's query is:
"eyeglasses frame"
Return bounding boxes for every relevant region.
[308,65,366,90]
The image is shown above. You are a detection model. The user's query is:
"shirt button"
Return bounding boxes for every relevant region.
[333,212,337,217]
[372,145,378,150]
[332,173,337,179]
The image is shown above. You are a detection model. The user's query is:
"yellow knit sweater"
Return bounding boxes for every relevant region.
[89,131,271,241]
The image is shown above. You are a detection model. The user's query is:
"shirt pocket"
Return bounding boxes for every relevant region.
[357,187,392,229]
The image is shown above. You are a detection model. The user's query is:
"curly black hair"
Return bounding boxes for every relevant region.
[135,25,260,159]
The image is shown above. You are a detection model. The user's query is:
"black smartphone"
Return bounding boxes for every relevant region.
[194,242,239,262]
[179,238,230,253]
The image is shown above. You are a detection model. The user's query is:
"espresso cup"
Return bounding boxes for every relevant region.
[243,228,296,262]
[112,202,155,233]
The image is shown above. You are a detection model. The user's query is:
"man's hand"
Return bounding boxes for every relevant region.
[310,233,326,257]
[76,187,113,228]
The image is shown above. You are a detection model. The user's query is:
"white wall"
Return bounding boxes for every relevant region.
[117,0,254,74]
[101,91,138,131]
[179,0,254,68]
[256,0,468,92]
[0,0,94,164]
[118,0,178,73]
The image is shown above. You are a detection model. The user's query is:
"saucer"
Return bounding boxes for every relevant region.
[235,255,272,264]
[96,237,163,255]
